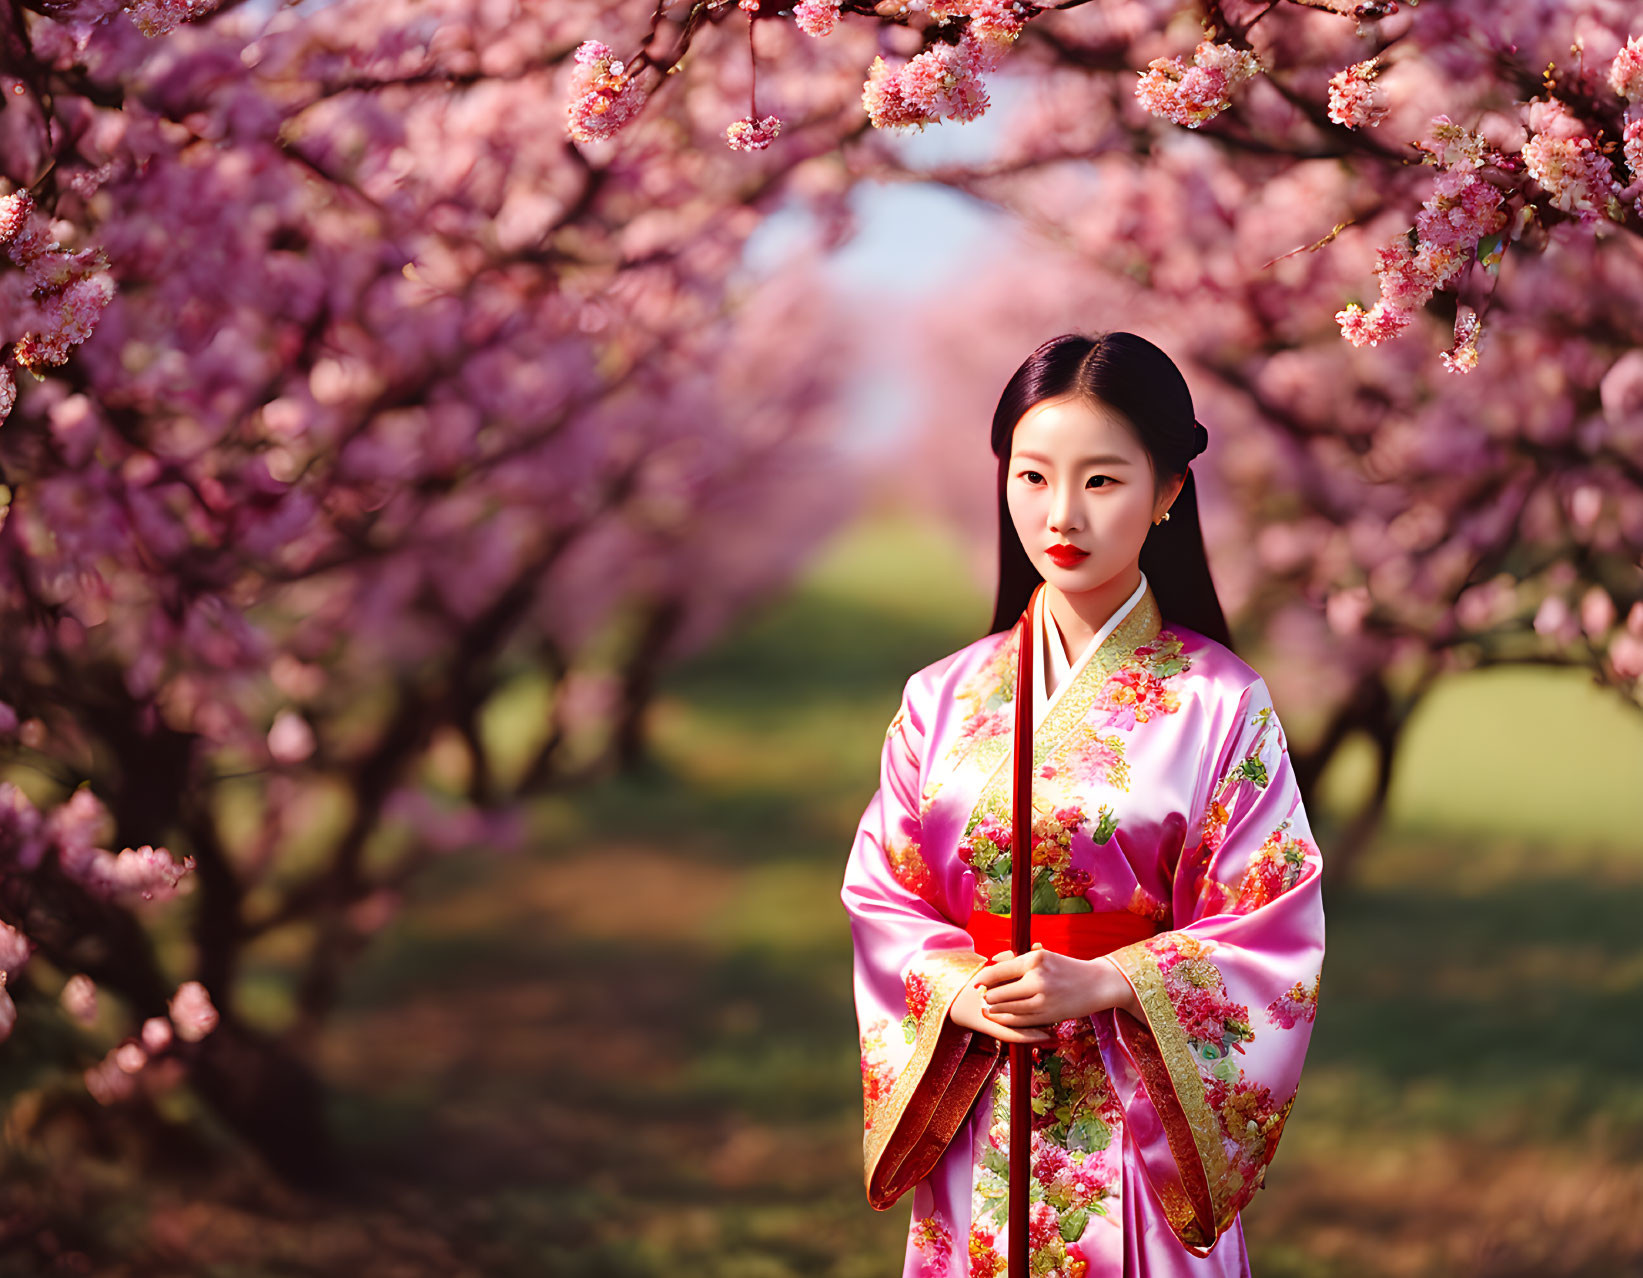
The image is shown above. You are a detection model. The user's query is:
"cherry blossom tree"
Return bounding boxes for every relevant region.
[566,0,1643,878]
[1,0,864,1178]
[878,9,1643,880]
[568,1,1643,368]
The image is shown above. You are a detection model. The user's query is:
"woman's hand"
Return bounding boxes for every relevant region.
[972,942,1142,1028]
[949,976,1053,1044]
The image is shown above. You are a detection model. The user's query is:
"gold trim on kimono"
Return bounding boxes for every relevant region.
[964,583,1165,825]
[1105,937,1248,1250]
[862,947,998,1210]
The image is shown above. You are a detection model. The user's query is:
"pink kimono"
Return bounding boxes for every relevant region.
[840,577,1325,1277]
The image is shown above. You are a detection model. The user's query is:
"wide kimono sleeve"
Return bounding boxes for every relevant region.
[1102,674,1326,1255]
[840,672,1002,1211]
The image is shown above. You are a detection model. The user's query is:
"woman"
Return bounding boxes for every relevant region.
[841,331,1325,1277]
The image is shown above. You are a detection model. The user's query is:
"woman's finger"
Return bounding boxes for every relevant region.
[981,1024,1053,1044]
[984,970,1041,999]
[982,999,1041,1018]
[976,956,1026,989]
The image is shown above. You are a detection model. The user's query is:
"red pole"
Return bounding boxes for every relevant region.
[1008,582,1040,1278]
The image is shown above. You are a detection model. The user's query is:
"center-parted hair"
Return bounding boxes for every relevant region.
[987,331,1232,649]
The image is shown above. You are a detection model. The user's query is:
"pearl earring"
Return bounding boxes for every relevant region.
[1153,510,1171,526]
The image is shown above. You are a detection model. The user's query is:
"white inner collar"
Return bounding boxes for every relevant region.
[1032,571,1148,728]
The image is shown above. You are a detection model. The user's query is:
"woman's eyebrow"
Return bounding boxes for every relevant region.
[1012,450,1134,467]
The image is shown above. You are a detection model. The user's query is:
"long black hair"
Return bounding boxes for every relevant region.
[986,331,1233,649]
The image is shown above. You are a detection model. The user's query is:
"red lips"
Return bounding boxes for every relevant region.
[1046,544,1089,568]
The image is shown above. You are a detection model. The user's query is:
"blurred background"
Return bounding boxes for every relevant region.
[3,0,1643,1274]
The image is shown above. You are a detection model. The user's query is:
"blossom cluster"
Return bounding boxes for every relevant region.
[1134,39,1263,130]
[862,29,1005,131]
[1337,34,1643,366]
[0,190,115,407]
[1520,97,1625,224]
[1335,136,1509,354]
[958,810,1013,879]
[563,40,647,144]
[908,1210,957,1277]
[1327,56,1389,129]
[1205,1070,1288,1175]
[903,966,933,1024]
[3,783,197,906]
[1614,35,1643,182]
[1039,731,1129,792]
[974,1040,1117,1274]
[1029,803,1082,872]
[81,979,220,1105]
[793,0,841,38]
[726,114,783,151]
[1,780,213,1092]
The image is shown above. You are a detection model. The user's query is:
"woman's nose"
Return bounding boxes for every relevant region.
[1048,487,1081,533]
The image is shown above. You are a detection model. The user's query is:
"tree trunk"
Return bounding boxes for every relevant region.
[188,1016,342,1189]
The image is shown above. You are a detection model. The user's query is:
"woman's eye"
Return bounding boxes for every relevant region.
[1087,475,1113,489]
[1021,470,1045,485]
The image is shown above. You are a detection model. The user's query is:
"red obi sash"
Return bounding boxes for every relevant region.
[965,907,1159,961]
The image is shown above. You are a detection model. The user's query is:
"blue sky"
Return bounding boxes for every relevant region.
[740,78,1028,456]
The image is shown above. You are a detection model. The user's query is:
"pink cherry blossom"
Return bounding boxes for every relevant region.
[1610,632,1643,680]
[563,40,648,144]
[61,973,99,1025]
[863,32,998,130]
[167,980,219,1043]
[1134,40,1263,130]
[1521,97,1623,224]
[0,921,31,977]
[141,1015,174,1053]
[1414,113,1501,172]
[794,0,840,38]
[267,709,316,764]
[1608,34,1643,102]
[967,0,1028,46]
[125,0,223,37]
[1328,57,1389,129]
[1621,108,1643,188]
[1581,585,1617,637]
[84,1049,139,1105]
[59,842,196,904]
[726,114,784,151]
[114,1040,148,1073]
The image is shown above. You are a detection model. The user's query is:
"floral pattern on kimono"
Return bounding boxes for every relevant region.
[843,666,1003,1210]
[959,623,1192,923]
[967,1015,1128,1277]
[1104,675,1325,1253]
[910,1208,959,1278]
[842,581,1325,1276]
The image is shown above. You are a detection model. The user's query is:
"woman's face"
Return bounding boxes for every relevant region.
[1005,394,1182,594]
